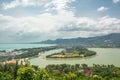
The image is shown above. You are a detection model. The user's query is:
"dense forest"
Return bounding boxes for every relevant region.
[0,63,120,80]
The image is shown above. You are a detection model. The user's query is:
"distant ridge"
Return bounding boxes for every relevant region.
[36,33,120,47]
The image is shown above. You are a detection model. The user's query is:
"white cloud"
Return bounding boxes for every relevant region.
[0,9,120,42]
[97,6,108,12]
[0,10,76,42]
[50,0,75,10]
[113,0,120,3]
[2,0,75,10]
[0,0,120,42]
[58,15,120,37]
[2,0,20,10]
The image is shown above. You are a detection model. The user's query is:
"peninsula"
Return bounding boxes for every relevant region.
[46,46,96,58]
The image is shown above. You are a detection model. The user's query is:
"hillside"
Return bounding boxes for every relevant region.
[39,33,120,47]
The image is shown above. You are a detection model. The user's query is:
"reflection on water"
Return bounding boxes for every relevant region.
[83,55,97,60]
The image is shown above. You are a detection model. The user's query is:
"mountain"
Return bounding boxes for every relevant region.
[38,33,120,47]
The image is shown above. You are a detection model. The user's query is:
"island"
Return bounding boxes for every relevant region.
[46,46,96,58]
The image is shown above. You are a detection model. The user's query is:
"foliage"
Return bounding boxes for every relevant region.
[46,46,96,58]
[17,66,36,80]
[15,46,58,59]
[0,61,120,80]
[0,72,13,80]
[36,68,49,80]
[0,46,59,62]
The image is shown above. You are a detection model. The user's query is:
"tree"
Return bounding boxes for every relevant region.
[63,72,77,80]
[17,66,36,80]
[36,68,49,80]
[0,72,13,80]
[81,64,88,69]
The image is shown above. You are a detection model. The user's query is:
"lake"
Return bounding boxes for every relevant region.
[0,44,56,50]
[29,48,120,67]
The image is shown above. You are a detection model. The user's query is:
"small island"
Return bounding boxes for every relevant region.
[46,46,96,58]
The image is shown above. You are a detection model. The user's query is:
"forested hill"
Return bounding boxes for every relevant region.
[38,33,120,47]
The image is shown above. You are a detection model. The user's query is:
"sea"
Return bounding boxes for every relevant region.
[0,43,56,50]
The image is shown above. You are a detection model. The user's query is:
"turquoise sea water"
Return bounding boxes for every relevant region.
[0,44,56,50]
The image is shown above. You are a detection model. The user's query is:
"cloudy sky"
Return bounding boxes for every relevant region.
[0,0,120,43]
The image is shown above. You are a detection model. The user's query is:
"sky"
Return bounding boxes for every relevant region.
[0,0,120,43]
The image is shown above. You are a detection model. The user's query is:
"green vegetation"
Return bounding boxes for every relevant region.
[0,46,59,62]
[1,46,119,80]
[46,46,96,58]
[0,56,13,62]
[0,46,96,61]
[40,33,120,48]
[0,63,120,80]
[15,46,59,59]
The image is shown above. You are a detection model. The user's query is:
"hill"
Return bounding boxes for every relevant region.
[38,33,120,47]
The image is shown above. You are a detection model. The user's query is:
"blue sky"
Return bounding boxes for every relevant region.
[0,0,120,43]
